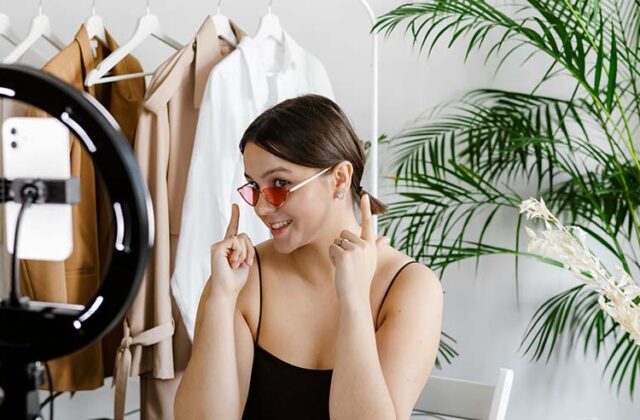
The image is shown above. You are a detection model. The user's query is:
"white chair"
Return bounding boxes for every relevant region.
[411,368,514,420]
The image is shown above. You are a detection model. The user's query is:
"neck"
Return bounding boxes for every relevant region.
[289,205,361,289]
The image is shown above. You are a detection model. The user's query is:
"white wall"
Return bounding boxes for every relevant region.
[0,0,638,419]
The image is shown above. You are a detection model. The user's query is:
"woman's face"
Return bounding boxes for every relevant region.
[242,143,335,253]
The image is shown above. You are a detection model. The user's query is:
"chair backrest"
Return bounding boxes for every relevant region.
[412,368,514,420]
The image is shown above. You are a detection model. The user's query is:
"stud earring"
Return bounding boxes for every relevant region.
[336,191,345,199]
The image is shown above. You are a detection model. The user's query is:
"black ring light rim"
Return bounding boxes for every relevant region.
[0,64,152,362]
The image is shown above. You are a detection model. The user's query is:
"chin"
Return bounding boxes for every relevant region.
[272,232,310,255]
[271,236,295,254]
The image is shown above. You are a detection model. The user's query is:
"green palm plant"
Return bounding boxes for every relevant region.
[373,0,640,397]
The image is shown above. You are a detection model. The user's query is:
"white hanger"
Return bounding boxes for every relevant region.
[254,0,283,44]
[211,0,237,46]
[0,13,21,46]
[3,0,66,64]
[84,0,183,86]
[84,0,107,47]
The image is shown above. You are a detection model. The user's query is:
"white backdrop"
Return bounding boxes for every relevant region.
[0,0,637,419]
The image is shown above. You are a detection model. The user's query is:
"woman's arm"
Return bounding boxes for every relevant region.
[174,278,242,419]
[174,242,257,419]
[330,294,397,419]
[175,205,257,419]
[329,263,443,420]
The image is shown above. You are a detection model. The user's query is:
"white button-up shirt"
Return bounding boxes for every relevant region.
[171,31,334,339]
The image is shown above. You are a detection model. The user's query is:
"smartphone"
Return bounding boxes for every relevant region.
[2,117,73,261]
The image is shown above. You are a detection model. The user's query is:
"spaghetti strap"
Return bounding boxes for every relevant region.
[376,260,419,328]
[254,246,263,345]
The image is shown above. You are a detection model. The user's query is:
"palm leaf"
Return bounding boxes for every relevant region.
[376,0,640,396]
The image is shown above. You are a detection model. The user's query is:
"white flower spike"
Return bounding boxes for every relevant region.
[521,197,640,345]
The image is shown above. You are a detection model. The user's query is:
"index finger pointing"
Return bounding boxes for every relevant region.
[225,203,240,239]
[360,194,374,242]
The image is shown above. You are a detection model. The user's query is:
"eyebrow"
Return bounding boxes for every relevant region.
[244,166,293,180]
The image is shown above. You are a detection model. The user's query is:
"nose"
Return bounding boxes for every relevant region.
[254,192,278,217]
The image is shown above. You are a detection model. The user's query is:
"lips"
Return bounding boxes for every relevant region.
[269,219,292,238]
[269,219,292,229]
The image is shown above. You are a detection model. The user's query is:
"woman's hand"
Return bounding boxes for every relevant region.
[329,194,389,307]
[210,203,255,299]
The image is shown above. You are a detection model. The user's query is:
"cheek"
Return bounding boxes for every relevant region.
[301,186,330,209]
[288,189,330,226]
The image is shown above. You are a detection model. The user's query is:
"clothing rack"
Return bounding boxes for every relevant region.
[99,0,382,230]
[3,0,381,229]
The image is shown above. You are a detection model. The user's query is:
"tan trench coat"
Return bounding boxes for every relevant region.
[116,17,244,420]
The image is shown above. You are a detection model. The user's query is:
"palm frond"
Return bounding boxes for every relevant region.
[376,0,640,396]
[374,1,640,158]
[435,331,459,369]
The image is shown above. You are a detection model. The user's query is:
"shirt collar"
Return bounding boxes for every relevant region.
[194,17,245,108]
[74,25,96,94]
[239,30,303,108]
[280,30,300,71]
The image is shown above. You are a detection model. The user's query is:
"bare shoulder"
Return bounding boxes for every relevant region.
[377,245,442,326]
[381,245,440,289]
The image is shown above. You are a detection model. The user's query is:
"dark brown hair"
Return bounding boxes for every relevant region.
[239,94,387,215]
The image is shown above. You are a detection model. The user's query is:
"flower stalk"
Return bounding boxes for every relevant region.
[521,197,640,346]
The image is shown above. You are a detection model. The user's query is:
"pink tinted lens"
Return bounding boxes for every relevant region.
[238,184,259,206]
[262,187,289,207]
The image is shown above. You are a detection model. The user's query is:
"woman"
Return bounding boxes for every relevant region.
[174,95,443,419]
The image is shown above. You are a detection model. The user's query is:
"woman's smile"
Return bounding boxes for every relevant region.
[269,219,293,236]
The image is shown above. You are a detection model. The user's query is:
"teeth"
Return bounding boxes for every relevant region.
[272,220,292,229]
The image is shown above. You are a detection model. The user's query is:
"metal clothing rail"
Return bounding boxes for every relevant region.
[357,0,379,235]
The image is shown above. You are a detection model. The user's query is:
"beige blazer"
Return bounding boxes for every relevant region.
[19,25,146,391]
[112,17,245,418]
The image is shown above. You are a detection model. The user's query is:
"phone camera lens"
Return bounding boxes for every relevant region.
[10,128,16,135]
[10,141,17,149]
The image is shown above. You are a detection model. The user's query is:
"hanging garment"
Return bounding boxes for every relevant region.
[115,17,245,420]
[18,25,145,391]
[171,31,335,340]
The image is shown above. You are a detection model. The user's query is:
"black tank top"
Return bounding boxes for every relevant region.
[241,248,419,419]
